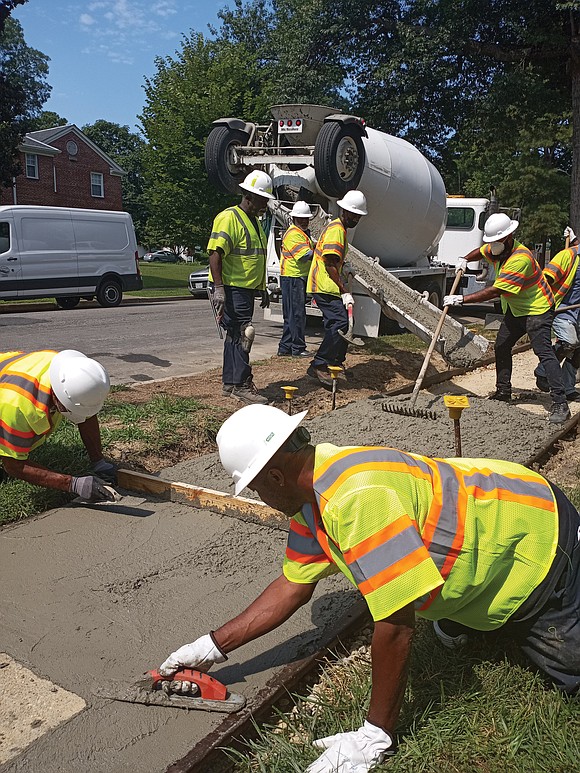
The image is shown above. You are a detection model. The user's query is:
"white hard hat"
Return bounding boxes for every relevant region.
[336,189,368,216]
[49,349,110,424]
[239,170,275,200]
[289,201,314,219]
[217,404,308,495]
[483,213,519,242]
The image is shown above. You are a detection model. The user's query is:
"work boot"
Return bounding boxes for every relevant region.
[222,384,234,396]
[307,364,333,387]
[535,375,550,393]
[231,380,268,405]
[433,620,470,650]
[548,402,571,424]
[488,389,511,402]
[566,390,580,401]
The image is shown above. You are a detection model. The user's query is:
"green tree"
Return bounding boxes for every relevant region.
[0,0,27,32]
[29,110,68,130]
[0,16,50,186]
[140,32,268,250]
[82,119,149,240]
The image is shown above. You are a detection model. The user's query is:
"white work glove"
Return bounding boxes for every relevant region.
[70,475,116,502]
[455,258,468,274]
[90,458,118,484]
[158,633,227,676]
[212,285,226,317]
[443,294,463,307]
[306,721,394,773]
[564,226,577,242]
[341,292,354,308]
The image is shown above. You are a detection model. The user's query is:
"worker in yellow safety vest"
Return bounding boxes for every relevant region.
[207,170,275,405]
[444,213,569,425]
[535,226,580,400]
[159,405,580,773]
[0,350,117,501]
[306,190,368,387]
[277,201,315,358]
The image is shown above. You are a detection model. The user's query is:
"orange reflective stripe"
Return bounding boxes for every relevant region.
[342,515,412,564]
[357,547,428,596]
[1,382,50,413]
[285,546,329,565]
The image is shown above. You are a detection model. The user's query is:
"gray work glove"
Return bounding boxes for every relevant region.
[90,458,118,484]
[212,285,226,318]
[70,475,116,502]
[260,289,270,309]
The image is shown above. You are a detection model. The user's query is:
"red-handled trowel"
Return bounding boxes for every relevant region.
[97,667,246,713]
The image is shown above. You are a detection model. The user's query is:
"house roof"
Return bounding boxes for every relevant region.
[24,125,127,176]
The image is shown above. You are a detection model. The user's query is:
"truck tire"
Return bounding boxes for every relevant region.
[205,126,250,194]
[314,123,365,198]
[56,296,80,310]
[422,281,442,309]
[96,278,122,308]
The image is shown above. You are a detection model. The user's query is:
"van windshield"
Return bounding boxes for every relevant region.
[0,222,9,254]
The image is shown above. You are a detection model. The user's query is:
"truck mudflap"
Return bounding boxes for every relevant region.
[344,246,490,368]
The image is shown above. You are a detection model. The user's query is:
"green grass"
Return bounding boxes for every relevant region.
[137,261,205,289]
[0,393,223,526]
[226,621,580,772]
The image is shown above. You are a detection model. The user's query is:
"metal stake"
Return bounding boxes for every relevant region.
[281,386,298,415]
[327,366,343,410]
[443,395,470,456]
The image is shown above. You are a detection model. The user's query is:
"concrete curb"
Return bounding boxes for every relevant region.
[0,295,192,314]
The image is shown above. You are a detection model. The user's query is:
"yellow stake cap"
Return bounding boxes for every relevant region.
[281,385,298,400]
[327,366,343,380]
[443,395,470,420]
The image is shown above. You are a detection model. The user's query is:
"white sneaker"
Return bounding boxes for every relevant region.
[433,620,469,650]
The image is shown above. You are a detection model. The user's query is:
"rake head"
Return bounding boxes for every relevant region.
[382,402,439,421]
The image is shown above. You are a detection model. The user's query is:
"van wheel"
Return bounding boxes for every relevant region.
[96,279,122,307]
[314,123,365,198]
[56,296,80,310]
[205,126,250,194]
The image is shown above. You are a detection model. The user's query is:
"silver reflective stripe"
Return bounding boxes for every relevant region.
[301,503,317,535]
[209,230,234,253]
[0,425,36,449]
[0,352,27,374]
[231,208,266,258]
[462,471,554,502]
[347,523,426,586]
[0,374,51,408]
[287,522,325,557]
[315,448,433,501]
[426,460,461,572]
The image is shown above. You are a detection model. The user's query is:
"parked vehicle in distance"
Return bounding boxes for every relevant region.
[0,205,142,308]
[188,267,209,297]
[142,249,181,263]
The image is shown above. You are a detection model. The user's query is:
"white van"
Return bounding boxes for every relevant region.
[0,205,143,308]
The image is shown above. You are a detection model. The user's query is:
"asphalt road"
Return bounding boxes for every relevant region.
[0,298,292,385]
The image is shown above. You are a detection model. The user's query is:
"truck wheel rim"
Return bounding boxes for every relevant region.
[336,137,359,181]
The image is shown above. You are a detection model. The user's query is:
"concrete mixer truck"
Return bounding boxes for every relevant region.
[204,104,492,364]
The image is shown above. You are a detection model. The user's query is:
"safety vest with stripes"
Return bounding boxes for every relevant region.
[207,206,267,289]
[283,444,558,630]
[307,219,347,296]
[280,225,313,278]
[543,245,580,307]
[0,350,62,460]
[480,240,554,316]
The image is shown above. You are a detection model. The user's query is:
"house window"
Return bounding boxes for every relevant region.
[91,172,104,197]
[25,154,38,179]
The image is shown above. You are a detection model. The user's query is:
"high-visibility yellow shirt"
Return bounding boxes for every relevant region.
[280,225,313,278]
[0,350,62,460]
[543,246,580,307]
[307,219,347,296]
[207,205,267,290]
[480,240,554,316]
[283,444,558,630]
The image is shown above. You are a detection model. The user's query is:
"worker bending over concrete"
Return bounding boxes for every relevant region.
[277,201,314,358]
[444,213,569,425]
[306,190,367,387]
[160,405,580,773]
[0,350,117,502]
[535,226,580,401]
[207,170,274,405]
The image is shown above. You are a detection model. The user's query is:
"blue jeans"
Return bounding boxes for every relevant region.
[220,285,255,386]
[311,293,348,368]
[278,276,307,355]
[535,314,580,395]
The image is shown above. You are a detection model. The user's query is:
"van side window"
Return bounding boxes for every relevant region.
[73,219,129,251]
[21,217,75,252]
[446,207,475,230]
[0,222,9,254]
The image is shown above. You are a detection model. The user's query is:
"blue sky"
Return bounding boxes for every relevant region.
[13,0,234,134]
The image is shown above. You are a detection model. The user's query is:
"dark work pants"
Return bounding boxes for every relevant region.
[220,285,255,386]
[311,293,348,368]
[495,308,566,403]
[278,276,307,355]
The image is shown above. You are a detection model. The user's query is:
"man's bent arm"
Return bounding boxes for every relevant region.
[2,456,72,491]
[213,574,316,653]
[78,415,104,463]
[323,254,346,294]
[367,603,416,734]
[463,285,501,304]
[209,248,224,287]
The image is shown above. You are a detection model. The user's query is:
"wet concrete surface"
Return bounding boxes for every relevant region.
[0,379,566,772]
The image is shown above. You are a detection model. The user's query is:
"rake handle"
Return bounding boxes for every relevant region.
[410,269,464,410]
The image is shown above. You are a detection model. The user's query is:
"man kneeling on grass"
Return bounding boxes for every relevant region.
[159,405,580,773]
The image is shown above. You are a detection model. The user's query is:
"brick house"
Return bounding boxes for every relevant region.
[0,125,126,210]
